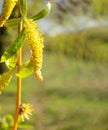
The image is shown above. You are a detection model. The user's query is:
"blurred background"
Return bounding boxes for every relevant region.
[0,0,108,130]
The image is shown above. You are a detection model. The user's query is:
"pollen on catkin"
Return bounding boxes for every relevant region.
[0,71,12,94]
[24,18,44,82]
[0,0,18,27]
[19,103,34,122]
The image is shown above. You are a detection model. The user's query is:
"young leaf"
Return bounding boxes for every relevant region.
[19,0,27,18]
[0,70,13,94]
[5,55,17,70]
[30,2,51,20]
[5,18,21,27]
[1,29,25,62]
[16,59,34,78]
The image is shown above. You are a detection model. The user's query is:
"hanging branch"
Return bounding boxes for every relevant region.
[0,0,51,130]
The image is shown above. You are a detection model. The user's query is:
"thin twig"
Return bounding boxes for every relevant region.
[12,1,22,130]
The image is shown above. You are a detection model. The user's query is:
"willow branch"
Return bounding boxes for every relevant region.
[12,2,22,130]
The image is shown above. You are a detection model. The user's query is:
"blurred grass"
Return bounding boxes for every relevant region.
[45,26,108,63]
[0,53,108,130]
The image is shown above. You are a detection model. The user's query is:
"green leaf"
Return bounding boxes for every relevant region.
[5,55,17,70]
[5,18,21,27]
[30,2,51,20]
[16,59,34,78]
[0,70,14,94]
[19,0,27,18]
[6,114,14,127]
[1,29,25,62]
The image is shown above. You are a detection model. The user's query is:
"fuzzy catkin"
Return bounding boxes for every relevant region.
[24,18,44,82]
[19,103,34,121]
[0,0,18,27]
[0,71,12,94]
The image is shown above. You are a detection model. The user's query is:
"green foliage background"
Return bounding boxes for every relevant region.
[45,26,108,62]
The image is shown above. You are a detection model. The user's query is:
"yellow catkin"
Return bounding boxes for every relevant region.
[19,103,34,121]
[0,0,18,27]
[0,71,12,94]
[24,18,44,82]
